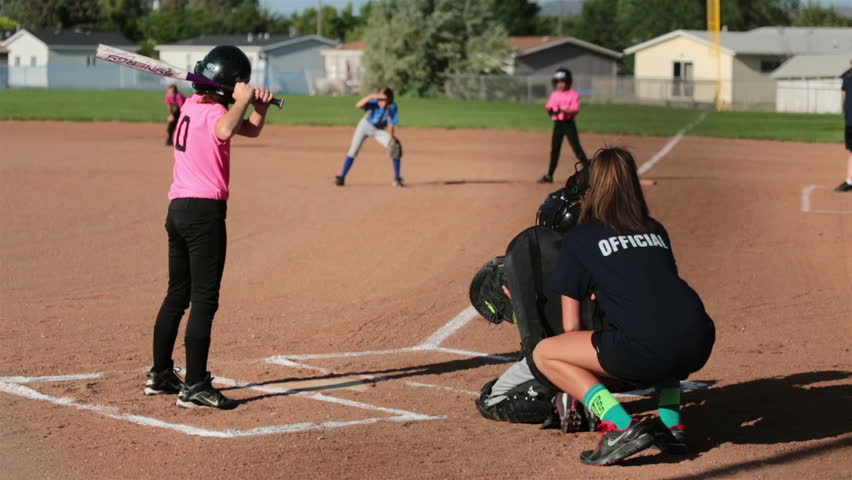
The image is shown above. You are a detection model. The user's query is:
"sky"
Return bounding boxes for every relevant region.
[261,0,852,16]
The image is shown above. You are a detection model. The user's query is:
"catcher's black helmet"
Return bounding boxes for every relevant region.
[193,45,252,104]
[551,68,572,88]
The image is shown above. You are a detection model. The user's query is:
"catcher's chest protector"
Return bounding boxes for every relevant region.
[503,226,604,359]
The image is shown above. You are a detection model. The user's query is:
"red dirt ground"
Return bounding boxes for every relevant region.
[1,121,850,479]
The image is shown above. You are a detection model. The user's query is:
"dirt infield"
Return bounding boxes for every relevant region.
[1,120,850,479]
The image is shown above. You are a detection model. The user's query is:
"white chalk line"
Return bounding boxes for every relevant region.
[801,185,852,214]
[0,372,104,384]
[637,111,708,176]
[404,381,479,396]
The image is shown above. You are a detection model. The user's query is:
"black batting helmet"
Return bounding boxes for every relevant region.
[193,45,252,104]
[551,68,572,88]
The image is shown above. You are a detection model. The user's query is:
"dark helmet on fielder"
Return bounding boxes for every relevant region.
[193,45,252,104]
[551,67,572,88]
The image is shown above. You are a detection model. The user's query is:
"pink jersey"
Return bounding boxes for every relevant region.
[545,89,581,121]
[168,94,231,201]
[165,91,186,108]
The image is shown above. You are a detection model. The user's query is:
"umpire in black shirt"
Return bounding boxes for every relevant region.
[531,147,715,466]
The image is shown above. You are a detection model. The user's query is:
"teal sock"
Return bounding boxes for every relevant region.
[583,383,632,430]
[655,379,681,428]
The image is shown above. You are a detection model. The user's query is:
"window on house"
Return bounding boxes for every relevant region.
[760,60,781,73]
[30,56,37,66]
[672,60,694,97]
[14,56,20,66]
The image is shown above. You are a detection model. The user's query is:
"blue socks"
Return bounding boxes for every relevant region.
[341,156,400,180]
[583,383,632,430]
[392,158,401,179]
[340,156,355,178]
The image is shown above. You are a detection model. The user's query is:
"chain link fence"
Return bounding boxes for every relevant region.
[444,73,844,113]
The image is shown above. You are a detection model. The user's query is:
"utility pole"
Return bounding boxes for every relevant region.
[558,0,564,36]
[317,0,323,37]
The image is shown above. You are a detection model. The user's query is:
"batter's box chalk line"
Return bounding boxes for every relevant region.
[0,306,485,439]
[801,185,852,215]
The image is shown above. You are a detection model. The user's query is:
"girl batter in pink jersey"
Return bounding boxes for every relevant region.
[164,84,186,147]
[143,45,274,410]
[539,68,589,184]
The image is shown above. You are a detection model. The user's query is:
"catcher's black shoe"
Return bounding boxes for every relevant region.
[144,366,183,396]
[334,175,345,187]
[537,175,554,184]
[834,181,852,192]
[653,424,689,454]
[393,177,405,187]
[579,419,655,466]
[176,373,238,410]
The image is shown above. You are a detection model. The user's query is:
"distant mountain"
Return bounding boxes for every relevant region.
[539,0,585,16]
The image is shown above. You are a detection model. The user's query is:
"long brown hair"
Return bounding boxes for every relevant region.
[579,147,651,233]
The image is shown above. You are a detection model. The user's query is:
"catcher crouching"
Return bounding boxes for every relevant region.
[469,148,715,466]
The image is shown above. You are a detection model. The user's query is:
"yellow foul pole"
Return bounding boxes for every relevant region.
[707,0,722,111]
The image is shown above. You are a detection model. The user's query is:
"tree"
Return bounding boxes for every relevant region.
[99,0,146,40]
[361,0,509,97]
[495,0,541,35]
[0,15,16,29]
[721,0,798,30]
[793,2,852,27]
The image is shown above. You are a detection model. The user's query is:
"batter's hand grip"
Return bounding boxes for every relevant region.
[186,73,285,109]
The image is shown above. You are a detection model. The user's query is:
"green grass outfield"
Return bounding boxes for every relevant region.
[0,89,844,143]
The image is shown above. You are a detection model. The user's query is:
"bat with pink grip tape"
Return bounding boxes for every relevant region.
[95,44,285,109]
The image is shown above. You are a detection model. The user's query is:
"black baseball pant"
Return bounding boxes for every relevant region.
[152,198,227,385]
[548,119,588,178]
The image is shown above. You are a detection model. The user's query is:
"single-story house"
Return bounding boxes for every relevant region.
[2,28,137,87]
[771,54,850,113]
[625,27,852,109]
[321,36,621,94]
[157,34,338,94]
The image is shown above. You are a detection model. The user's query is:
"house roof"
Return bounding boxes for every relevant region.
[332,39,364,50]
[163,33,337,50]
[625,27,852,56]
[322,36,620,58]
[770,54,852,79]
[25,28,134,47]
[509,36,622,59]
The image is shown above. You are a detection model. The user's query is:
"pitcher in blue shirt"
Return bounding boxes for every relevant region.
[335,87,404,187]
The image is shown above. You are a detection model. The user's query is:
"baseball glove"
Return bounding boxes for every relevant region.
[389,137,403,160]
[469,256,513,325]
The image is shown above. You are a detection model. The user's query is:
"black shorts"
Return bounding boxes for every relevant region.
[846,126,852,151]
[592,323,715,384]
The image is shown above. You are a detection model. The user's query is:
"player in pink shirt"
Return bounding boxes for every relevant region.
[144,45,274,410]
[164,84,186,146]
[539,68,589,184]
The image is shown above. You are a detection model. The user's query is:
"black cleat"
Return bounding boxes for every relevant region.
[554,392,598,433]
[537,175,554,184]
[579,419,655,466]
[176,373,238,410]
[653,424,689,454]
[393,177,405,187]
[144,366,183,396]
[335,175,345,187]
[834,181,852,192]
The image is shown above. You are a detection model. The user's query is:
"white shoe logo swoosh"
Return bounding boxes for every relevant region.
[606,430,629,448]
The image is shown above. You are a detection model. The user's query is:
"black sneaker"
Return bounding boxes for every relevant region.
[834,181,852,192]
[537,175,554,184]
[176,373,238,410]
[653,424,689,454]
[579,419,655,466]
[335,175,345,187]
[144,366,183,396]
[393,177,405,187]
